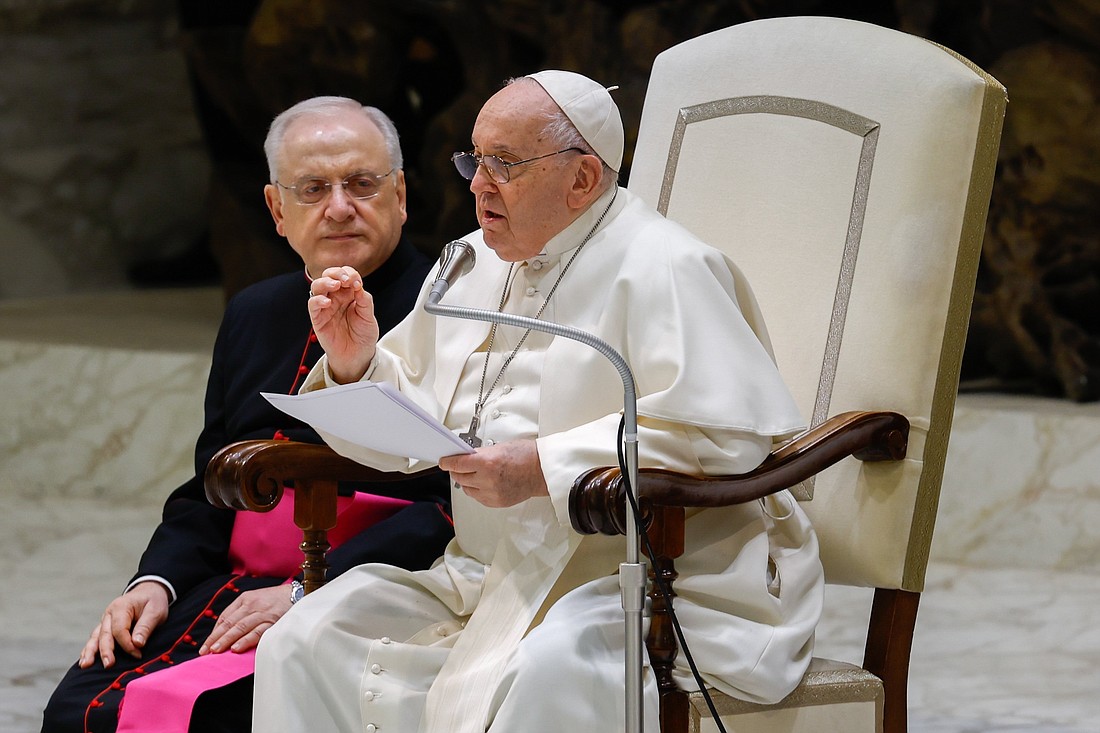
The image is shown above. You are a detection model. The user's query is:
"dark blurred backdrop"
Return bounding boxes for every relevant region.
[23,0,1094,401]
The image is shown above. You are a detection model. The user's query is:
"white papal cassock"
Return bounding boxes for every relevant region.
[252,186,824,733]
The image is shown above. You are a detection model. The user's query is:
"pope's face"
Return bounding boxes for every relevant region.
[264,109,407,277]
[467,83,583,262]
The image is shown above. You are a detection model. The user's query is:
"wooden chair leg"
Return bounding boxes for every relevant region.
[645,505,688,733]
[292,479,338,594]
[864,587,920,733]
[659,689,690,733]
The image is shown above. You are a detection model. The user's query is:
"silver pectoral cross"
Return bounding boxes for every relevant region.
[459,414,482,448]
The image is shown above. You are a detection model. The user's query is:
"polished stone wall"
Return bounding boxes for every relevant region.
[933,394,1100,571]
[0,288,221,647]
[0,0,210,300]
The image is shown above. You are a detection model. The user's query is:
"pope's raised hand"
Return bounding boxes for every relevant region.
[308,266,379,384]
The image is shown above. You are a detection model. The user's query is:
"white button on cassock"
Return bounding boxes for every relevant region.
[366,725,377,733]
[370,663,382,674]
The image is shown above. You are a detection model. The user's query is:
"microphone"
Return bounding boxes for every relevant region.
[428,240,476,304]
[423,270,645,733]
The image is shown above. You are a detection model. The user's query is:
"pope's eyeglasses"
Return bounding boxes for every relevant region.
[451,148,582,184]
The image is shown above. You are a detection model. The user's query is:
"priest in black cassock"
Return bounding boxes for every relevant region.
[42,97,454,733]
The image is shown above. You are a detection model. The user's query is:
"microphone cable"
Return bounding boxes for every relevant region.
[616,416,730,733]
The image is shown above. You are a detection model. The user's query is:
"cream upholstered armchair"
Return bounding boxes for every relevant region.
[205,15,1005,733]
[569,15,1006,733]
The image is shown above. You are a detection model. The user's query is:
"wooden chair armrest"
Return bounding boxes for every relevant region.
[569,410,909,536]
[203,439,436,512]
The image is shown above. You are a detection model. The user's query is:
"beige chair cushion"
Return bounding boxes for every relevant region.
[689,659,883,733]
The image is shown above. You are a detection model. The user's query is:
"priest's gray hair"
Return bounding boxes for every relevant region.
[264,96,403,182]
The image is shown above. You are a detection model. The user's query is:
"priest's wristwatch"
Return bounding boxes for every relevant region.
[290,579,305,605]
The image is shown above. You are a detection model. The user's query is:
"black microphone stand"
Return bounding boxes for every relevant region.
[425,276,647,733]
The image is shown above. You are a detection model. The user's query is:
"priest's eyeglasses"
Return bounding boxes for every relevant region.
[452,148,582,184]
[276,169,394,205]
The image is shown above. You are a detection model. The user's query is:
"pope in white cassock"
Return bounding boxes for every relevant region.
[252,69,825,733]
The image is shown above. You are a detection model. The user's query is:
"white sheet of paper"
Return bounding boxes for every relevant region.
[261,381,474,463]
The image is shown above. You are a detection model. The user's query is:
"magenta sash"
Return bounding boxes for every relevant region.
[115,488,411,732]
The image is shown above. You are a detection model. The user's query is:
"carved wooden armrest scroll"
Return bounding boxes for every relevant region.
[203,439,437,593]
[203,439,404,512]
[569,410,909,536]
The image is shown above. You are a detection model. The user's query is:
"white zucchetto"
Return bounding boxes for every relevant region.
[526,69,624,173]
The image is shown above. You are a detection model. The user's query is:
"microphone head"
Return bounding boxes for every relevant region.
[428,239,476,304]
[438,239,475,278]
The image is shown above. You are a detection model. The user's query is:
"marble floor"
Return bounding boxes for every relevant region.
[2,289,1098,732]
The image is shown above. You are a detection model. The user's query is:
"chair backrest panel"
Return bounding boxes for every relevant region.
[628,17,1005,591]
[658,107,873,422]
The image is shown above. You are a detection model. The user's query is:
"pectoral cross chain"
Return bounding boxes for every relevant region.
[451,188,616,456]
